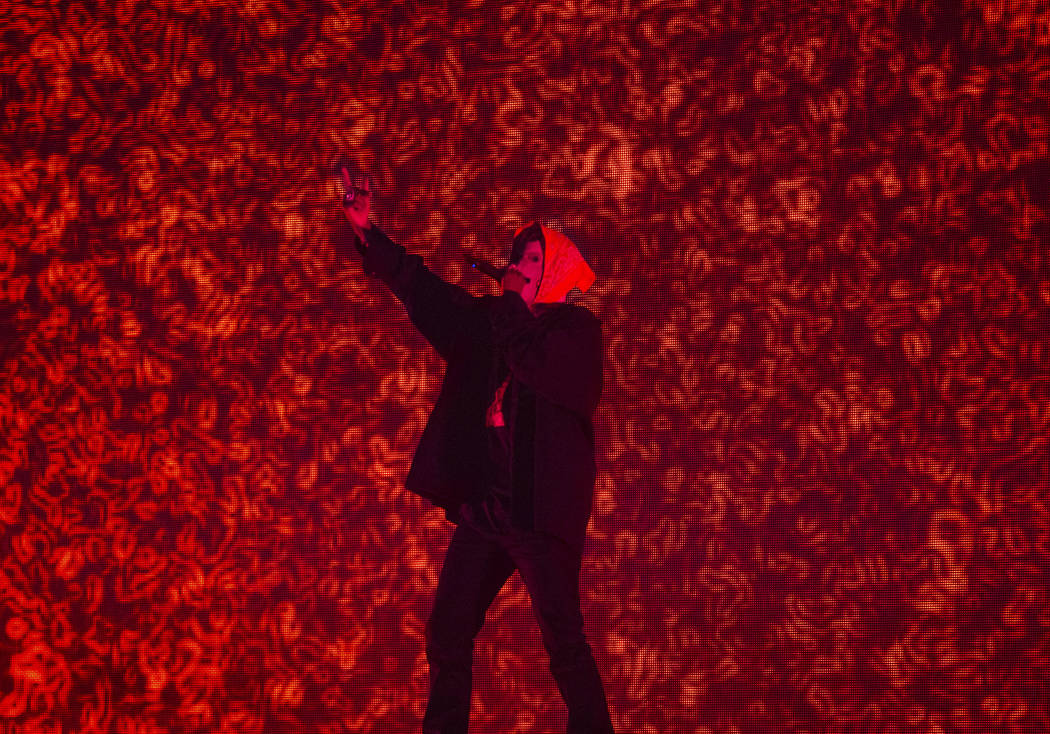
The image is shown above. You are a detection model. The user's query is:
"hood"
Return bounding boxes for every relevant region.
[512,222,596,304]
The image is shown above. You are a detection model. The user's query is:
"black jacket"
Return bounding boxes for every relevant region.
[337,223,603,551]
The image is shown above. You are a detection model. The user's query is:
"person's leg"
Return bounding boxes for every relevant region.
[509,533,614,734]
[423,523,515,734]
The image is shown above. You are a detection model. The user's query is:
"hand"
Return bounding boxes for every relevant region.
[339,167,372,241]
[501,265,530,296]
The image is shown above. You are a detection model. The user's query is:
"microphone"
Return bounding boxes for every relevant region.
[462,253,530,283]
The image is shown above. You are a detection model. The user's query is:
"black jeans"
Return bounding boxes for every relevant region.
[422,519,614,734]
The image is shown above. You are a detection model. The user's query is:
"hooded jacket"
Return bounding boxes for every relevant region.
[336,222,602,551]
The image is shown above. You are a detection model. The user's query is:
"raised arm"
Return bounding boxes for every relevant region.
[331,170,473,360]
[353,224,474,360]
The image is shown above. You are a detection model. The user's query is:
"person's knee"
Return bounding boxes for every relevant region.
[544,632,593,669]
[534,601,586,652]
[425,607,477,657]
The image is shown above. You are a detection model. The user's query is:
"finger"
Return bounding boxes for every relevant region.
[507,268,529,284]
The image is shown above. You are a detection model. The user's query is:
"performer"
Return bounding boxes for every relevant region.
[334,165,614,734]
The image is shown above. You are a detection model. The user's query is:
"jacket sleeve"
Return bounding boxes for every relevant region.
[488,293,603,418]
[333,221,473,360]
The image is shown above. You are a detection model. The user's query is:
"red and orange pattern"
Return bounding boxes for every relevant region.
[2,1,1049,732]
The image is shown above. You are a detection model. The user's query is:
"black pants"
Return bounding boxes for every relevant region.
[422,520,614,734]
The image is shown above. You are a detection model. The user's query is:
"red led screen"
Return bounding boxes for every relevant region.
[1,0,1049,732]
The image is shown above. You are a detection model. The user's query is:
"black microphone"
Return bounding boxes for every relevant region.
[462,253,530,283]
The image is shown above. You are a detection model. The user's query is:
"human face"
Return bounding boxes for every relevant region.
[510,239,543,306]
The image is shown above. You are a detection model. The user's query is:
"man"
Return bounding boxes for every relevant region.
[335,165,614,734]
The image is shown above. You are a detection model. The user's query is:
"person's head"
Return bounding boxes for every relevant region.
[508,222,597,308]
[509,222,546,305]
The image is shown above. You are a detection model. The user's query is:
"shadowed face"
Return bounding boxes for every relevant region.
[510,239,543,306]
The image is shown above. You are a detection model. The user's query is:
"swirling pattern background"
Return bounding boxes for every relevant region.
[2,0,1049,732]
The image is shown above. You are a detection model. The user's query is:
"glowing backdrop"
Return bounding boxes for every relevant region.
[1,0,1049,732]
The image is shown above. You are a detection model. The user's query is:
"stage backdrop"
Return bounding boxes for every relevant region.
[2,1,1048,732]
